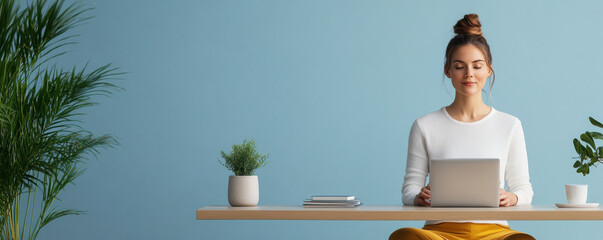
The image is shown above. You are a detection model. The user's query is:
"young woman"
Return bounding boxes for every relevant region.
[389,14,535,240]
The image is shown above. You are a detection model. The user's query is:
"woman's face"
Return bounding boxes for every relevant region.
[445,44,492,97]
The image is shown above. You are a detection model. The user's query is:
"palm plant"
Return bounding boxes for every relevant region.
[0,0,120,239]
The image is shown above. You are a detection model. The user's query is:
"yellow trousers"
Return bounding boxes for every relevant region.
[389,222,535,240]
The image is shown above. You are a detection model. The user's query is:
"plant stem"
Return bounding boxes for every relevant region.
[9,197,16,240]
[3,208,10,240]
[29,185,38,240]
[20,189,32,240]
[32,177,47,239]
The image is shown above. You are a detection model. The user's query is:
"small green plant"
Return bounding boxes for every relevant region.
[572,117,603,176]
[219,139,269,176]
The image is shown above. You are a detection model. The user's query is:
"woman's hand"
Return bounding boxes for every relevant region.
[499,188,518,207]
[414,184,431,206]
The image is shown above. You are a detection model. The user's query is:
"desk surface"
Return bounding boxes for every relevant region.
[197,205,603,221]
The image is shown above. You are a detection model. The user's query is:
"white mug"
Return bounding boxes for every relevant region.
[565,184,588,204]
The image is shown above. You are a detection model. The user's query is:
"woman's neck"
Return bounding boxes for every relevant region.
[446,93,491,122]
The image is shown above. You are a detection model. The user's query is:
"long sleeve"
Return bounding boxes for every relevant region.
[403,108,532,226]
[402,120,429,206]
[505,120,534,205]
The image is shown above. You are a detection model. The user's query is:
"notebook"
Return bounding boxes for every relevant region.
[429,158,500,207]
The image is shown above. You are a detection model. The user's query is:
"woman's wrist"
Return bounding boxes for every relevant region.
[511,192,518,206]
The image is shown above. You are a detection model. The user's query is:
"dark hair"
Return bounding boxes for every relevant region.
[444,14,495,92]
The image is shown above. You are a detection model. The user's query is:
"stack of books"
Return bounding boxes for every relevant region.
[303,195,362,208]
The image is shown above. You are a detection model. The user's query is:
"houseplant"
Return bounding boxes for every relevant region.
[0,0,120,239]
[564,117,603,205]
[572,117,603,176]
[219,139,269,206]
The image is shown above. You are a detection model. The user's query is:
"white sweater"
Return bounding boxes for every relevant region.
[402,107,533,226]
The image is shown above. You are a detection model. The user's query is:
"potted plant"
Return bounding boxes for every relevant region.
[564,117,603,205]
[219,139,269,206]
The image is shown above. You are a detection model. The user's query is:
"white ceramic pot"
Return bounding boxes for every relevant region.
[228,175,259,206]
[565,184,588,204]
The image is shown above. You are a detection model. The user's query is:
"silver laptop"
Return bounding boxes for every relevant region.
[429,158,500,207]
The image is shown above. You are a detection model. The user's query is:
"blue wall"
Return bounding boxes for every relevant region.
[41,0,603,239]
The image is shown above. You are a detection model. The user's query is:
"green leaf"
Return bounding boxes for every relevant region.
[579,165,590,176]
[573,160,581,168]
[599,146,603,156]
[590,117,603,128]
[40,209,85,229]
[581,132,596,150]
[586,145,595,159]
[573,138,583,155]
[591,131,603,140]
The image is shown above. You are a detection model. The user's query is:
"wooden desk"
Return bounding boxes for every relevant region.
[197,205,603,221]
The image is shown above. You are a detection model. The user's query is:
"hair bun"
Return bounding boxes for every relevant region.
[453,14,482,36]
